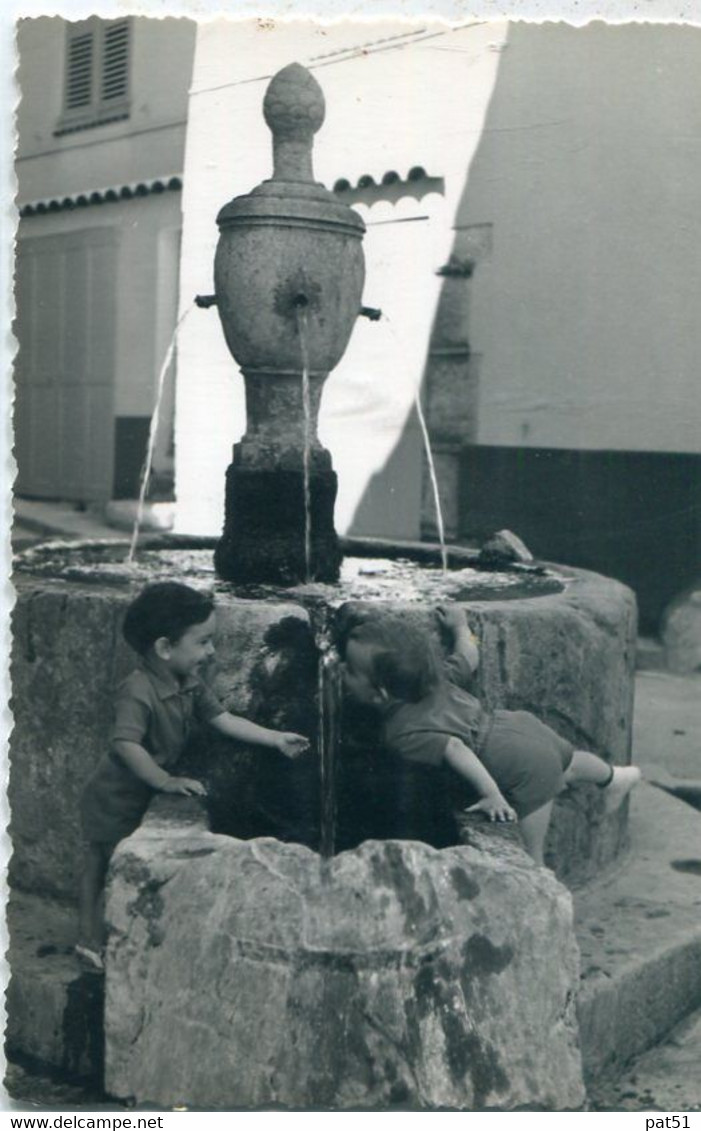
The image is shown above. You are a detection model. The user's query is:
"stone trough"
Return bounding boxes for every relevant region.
[106,801,583,1111]
[8,542,637,1109]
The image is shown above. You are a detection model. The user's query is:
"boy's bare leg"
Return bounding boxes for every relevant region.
[519,801,553,866]
[78,844,109,952]
[564,751,641,813]
[563,750,614,784]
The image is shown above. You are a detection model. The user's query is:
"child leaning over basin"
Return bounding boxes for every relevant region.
[76,581,309,973]
[340,604,640,865]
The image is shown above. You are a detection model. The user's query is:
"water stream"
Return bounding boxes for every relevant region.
[318,635,342,860]
[381,313,448,573]
[414,389,448,574]
[295,305,313,583]
[128,304,194,563]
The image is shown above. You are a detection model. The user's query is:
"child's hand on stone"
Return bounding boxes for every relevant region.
[466,792,517,823]
[436,605,467,635]
[161,776,207,797]
[274,732,310,760]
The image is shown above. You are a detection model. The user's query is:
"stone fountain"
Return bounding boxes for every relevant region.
[212,62,366,585]
[7,63,639,1111]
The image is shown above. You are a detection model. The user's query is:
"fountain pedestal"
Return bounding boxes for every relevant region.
[214,374,342,582]
[216,459,342,585]
[212,63,366,584]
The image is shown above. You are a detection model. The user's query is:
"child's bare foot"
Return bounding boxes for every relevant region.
[603,766,642,814]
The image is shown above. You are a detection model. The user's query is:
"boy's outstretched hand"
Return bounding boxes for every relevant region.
[162,776,207,797]
[466,792,517,823]
[274,732,310,760]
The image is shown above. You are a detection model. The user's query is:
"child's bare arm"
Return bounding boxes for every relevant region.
[112,741,206,795]
[208,713,310,760]
[437,606,479,674]
[444,737,516,822]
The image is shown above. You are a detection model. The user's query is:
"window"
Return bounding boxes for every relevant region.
[55,18,131,135]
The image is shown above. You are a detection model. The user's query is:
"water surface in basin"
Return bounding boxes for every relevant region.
[15,542,565,604]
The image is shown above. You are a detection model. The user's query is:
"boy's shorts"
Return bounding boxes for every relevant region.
[480,709,575,818]
[80,753,153,847]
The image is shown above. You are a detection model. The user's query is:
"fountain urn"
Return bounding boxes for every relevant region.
[212,62,366,584]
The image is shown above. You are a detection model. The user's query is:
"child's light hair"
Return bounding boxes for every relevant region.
[347,618,441,703]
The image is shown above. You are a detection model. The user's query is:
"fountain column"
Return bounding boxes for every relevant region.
[211,63,366,584]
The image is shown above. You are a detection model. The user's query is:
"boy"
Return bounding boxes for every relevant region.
[340,604,640,864]
[77,582,309,971]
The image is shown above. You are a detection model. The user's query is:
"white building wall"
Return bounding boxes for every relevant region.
[174,19,507,537]
[460,22,701,455]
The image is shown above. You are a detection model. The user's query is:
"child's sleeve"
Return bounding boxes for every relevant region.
[194,680,226,723]
[110,677,151,746]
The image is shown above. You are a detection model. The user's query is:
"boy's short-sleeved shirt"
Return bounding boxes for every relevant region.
[111,658,225,768]
[381,649,574,818]
[382,651,488,766]
[80,659,225,847]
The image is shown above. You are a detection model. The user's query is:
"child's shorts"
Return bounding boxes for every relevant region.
[80,753,153,847]
[479,709,575,818]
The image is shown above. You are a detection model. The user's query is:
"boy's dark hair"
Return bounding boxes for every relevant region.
[347,617,440,703]
[122,582,215,656]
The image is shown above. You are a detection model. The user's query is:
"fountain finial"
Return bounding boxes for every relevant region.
[264,63,324,183]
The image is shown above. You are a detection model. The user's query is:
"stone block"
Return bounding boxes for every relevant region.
[104,799,585,1111]
[9,587,132,901]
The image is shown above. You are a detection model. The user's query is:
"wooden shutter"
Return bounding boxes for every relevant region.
[101,21,130,104]
[65,30,94,112]
[56,19,131,134]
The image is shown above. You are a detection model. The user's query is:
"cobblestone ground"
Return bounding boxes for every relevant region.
[6,1014,701,1115]
[586,666,701,1113]
[3,1062,111,1110]
[588,1009,701,1112]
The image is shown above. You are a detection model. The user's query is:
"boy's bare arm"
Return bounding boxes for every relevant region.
[209,713,309,759]
[444,737,516,822]
[112,740,206,796]
[437,606,480,673]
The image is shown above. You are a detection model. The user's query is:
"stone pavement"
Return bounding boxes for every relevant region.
[634,668,701,787]
[12,499,119,547]
[581,664,701,1111]
[589,1009,701,1112]
[12,497,174,550]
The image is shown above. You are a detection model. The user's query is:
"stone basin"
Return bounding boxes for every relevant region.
[10,537,636,892]
[105,799,585,1110]
[9,538,636,1108]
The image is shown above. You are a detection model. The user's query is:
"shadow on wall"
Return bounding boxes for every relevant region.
[347,406,423,542]
[349,23,701,634]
